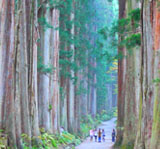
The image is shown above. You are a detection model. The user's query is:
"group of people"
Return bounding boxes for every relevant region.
[90,128,116,143]
[90,128,105,142]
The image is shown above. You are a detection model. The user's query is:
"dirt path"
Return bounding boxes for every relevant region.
[76,118,116,149]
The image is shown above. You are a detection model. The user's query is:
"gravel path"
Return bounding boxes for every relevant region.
[76,118,116,149]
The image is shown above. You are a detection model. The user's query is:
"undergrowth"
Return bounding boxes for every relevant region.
[0,129,7,149]
[21,130,81,149]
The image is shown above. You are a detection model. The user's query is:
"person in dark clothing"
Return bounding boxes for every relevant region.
[98,128,102,142]
[112,129,116,142]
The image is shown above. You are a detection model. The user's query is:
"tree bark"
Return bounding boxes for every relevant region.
[68,1,75,132]
[50,8,60,133]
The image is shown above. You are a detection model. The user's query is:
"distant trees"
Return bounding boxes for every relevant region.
[59,0,118,133]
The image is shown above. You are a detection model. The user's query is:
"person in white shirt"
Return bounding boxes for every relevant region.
[60,127,64,135]
[102,129,105,142]
[90,129,94,141]
[94,128,98,142]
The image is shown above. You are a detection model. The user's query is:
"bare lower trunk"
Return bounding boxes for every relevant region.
[29,0,40,137]
[38,6,51,131]
[50,8,60,133]
[90,59,97,118]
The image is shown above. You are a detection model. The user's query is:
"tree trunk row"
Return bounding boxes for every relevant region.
[0,0,60,147]
[117,0,160,148]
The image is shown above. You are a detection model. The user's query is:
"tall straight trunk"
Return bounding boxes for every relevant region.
[29,0,40,137]
[107,84,113,110]
[74,64,81,133]
[50,8,60,133]
[93,73,97,117]
[67,0,75,133]
[81,71,88,116]
[0,0,17,146]
[17,0,31,140]
[60,70,68,130]
[90,59,97,118]
[0,0,6,129]
[38,6,51,131]
[60,36,68,130]
[150,3,160,148]
[116,0,126,145]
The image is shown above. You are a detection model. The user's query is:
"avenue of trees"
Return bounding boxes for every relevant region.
[1,0,160,149]
[0,0,117,148]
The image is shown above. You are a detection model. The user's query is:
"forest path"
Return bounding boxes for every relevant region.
[76,118,116,149]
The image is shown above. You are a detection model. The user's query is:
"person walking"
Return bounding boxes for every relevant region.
[94,128,98,142]
[112,129,116,142]
[98,128,102,142]
[90,129,94,141]
[102,129,105,142]
[60,127,64,135]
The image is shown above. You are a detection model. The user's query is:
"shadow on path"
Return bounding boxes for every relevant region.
[76,118,116,149]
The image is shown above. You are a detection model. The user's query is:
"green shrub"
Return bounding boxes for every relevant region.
[21,131,81,149]
[80,114,98,138]
[80,123,91,138]
[0,130,7,149]
[97,107,117,121]
[114,108,118,117]
[120,144,134,149]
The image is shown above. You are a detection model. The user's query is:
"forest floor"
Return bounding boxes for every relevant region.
[76,118,116,149]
